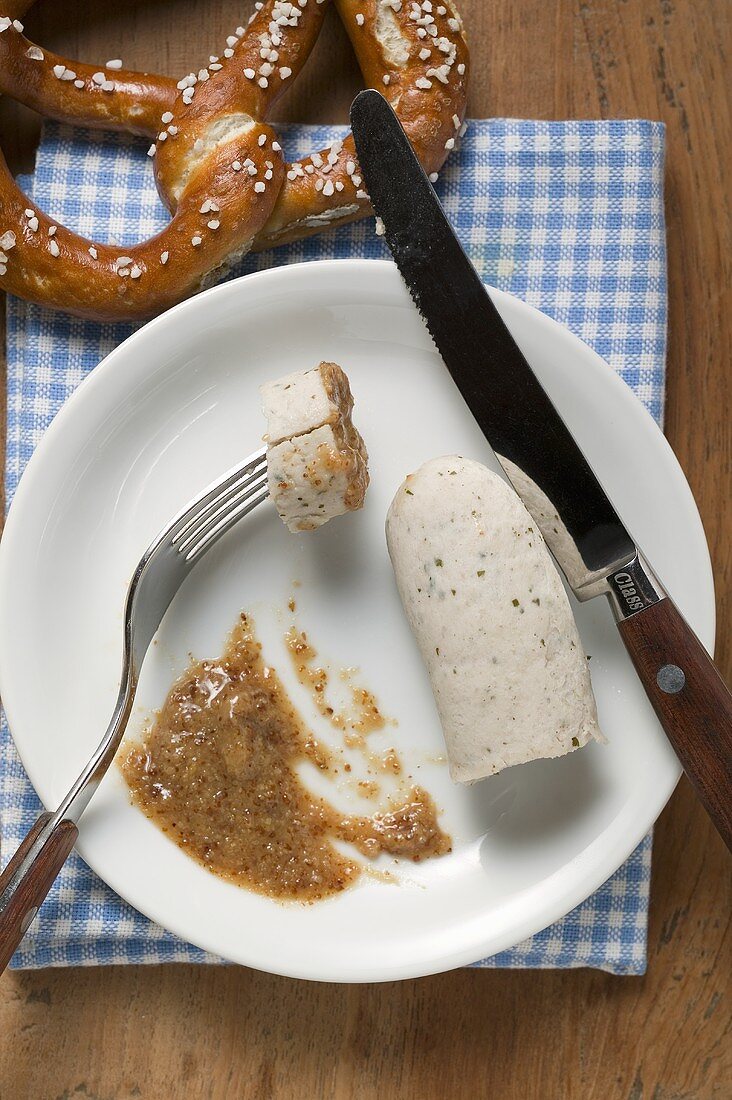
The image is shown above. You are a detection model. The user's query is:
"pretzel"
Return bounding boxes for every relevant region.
[0,1,469,320]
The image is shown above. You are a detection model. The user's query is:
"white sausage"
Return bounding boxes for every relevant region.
[261,362,369,533]
[386,456,604,783]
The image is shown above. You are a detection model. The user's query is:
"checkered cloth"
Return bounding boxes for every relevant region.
[2,118,665,972]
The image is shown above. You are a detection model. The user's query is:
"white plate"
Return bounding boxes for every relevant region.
[0,260,714,982]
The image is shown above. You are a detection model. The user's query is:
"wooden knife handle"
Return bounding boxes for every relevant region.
[0,811,78,973]
[618,598,732,852]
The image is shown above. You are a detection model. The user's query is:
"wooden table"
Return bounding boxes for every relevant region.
[1,2,730,1096]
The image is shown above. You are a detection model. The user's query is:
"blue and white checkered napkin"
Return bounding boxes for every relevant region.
[2,118,666,972]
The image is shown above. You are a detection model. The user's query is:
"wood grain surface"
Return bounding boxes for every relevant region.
[0,1,730,1097]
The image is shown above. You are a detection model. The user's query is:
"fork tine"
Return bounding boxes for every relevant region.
[172,461,267,549]
[174,462,268,552]
[176,467,269,554]
[184,483,270,561]
[168,448,267,547]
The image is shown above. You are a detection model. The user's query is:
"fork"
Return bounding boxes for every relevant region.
[0,446,269,971]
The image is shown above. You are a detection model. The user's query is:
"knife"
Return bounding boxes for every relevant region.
[351,90,732,851]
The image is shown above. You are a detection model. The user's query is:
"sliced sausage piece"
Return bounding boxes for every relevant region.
[261,362,369,533]
[260,361,357,446]
[386,455,604,783]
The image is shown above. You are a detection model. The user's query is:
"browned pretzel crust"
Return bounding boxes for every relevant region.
[0,0,469,320]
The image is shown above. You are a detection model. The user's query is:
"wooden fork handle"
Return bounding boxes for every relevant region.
[0,811,78,973]
[618,598,732,852]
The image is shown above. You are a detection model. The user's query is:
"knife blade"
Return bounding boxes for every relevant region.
[351,90,732,851]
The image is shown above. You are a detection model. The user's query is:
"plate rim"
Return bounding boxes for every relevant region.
[0,258,716,981]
